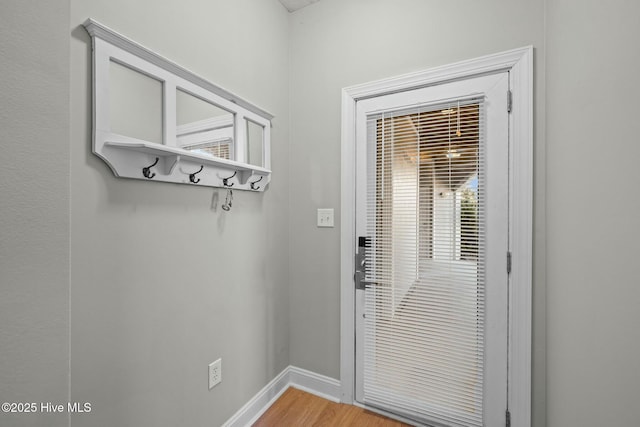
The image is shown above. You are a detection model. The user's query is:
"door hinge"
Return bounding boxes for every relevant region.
[507,251,512,274]
[506,409,511,427]
[507,90,513,113]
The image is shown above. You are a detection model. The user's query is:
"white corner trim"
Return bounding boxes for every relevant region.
[222,366,341,427]
[340,46,533,427]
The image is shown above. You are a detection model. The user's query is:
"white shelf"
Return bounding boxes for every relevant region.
[100,138,270,190]
[84,18,273,192]
[104,140,271,175]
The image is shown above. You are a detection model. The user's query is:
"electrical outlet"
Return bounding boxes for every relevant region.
[208,358,222,390]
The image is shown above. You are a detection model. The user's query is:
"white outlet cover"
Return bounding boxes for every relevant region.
[208,358,222,390]
[317,208,334,227]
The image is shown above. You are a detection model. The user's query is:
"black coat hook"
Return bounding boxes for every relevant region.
[142,157,159,179]
[250,176,264,191]
[189,165,204,184]
[222,170,237,187]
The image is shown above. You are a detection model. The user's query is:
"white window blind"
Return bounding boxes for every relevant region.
[180,141,231,160]
[363,98,486,427]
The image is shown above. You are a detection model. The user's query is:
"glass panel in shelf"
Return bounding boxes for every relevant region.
[109,60,163,144]
[176,89,235,161]
[246,119,264,167]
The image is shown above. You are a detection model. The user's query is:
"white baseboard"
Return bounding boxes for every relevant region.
[288,366,341,403]
[221,367,290,427]
[222,366,341,427]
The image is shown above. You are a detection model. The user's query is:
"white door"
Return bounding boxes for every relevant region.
[354,72,510,427]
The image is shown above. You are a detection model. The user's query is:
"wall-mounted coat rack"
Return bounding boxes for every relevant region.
[83,19,272,191]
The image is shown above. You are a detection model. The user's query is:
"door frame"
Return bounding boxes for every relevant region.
[340,46,533,427]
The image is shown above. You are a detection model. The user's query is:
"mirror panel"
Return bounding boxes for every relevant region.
[109,60,163,144]
[176,89,234,160]
[246,120,264,167]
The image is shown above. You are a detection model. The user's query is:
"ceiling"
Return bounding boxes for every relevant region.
[278,0,320,12]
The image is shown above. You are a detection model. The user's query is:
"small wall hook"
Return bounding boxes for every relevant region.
[249,176,264,191]
[222,188,233,211]
[222,170,237,187]
[142,157,159,179]
[189,165,204,184]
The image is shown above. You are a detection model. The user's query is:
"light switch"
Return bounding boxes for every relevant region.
[317,208,334,228]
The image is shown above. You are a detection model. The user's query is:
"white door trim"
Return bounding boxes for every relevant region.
[340,46,533,427]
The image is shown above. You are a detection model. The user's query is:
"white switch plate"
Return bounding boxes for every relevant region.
[317,208,334,227]
[208,358,222,389]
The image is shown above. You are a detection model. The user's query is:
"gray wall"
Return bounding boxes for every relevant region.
[288,1,547,425]
[69,0,290,426]
[545,0,640,425]
[0,1,70,427]
[0,1,71,426]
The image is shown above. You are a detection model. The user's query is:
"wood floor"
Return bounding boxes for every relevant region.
[253,387,410,427]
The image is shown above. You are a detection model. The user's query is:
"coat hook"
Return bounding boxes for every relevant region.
[222,170,237,187]
[222,188,233,211]
[142,157,159,179]
[189,165,204,184]
[250,176,264,191]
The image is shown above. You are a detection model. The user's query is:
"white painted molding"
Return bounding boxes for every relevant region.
[340,46,533,427]
[83,19,274,120]
[343,46,530,101]
[288,366,341,403]
[222,366,341,427]
[507,46,534,427]
[221,368,290,427]
[339,86,357,404]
